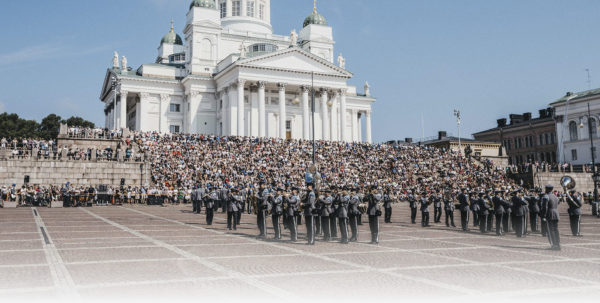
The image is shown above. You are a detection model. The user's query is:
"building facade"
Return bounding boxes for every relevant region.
[99,0,375,142]
[472,109,557,165]
[424,131,508,167]
[552,89,600,165]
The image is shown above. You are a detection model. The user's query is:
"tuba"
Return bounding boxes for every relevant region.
[560,175,576,191]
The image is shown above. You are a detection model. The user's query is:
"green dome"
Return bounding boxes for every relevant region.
[190,0,216,10]
[161,28,183,46]
[303,12,328,28]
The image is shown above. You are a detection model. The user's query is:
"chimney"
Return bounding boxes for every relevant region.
[539,109,547,118]
[438,131,447,140]
[497,118,507,128]
[523,112,532,121]
[405,138,413,143]
[509,114,524,125]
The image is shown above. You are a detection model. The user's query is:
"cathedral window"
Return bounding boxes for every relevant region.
[259,3,264,20]
[169,125,180,134]
[247,1,255,17]
[220,2,227,18]
[232,1,241,16]
[170,104,181,113]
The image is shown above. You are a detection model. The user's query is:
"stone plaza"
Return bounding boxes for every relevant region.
[1,203,599,302]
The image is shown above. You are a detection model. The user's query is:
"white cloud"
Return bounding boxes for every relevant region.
[0,44,63,66]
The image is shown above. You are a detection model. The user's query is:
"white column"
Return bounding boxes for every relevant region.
[241,0,247,16]
[366,110,372,143]
[237,79,245,136]
[278,83,287,139]
[160,94,169,133]
[229,83,238,136]
[321,89,329,141]
[222,89,230,135]
[226,0,232,16]
[351,109,357,142]
[358,112,362,142]
[250,87,259,137]
[331,91,339,141]
[119,91,128,129]
[139,93,149,132]
[189,92,201,134]
[302,86,310,140]
[258,81,266,137]
[135,100,141,131]
[340,89,347,142]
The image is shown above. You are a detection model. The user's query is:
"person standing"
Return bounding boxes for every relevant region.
[443,190,456,227]
[433,191,442,223]
[471,192,480,227]
[566,189,582,237]
[492,190,507,236]
[383,189,393,223]
[318,190,333,241]
[348,187,361,242]
[591,195,599,218]
[409,192,418,224]
[420,193,431,227]
[367,187,382,244]
[511,190,528,238]
[303,183,316,245]
[503,192,513,233]
[330,187,338,239]
[272,188,284,240]
[287,187,300,242]
[256,182,269,239]
[478,192,490,234]
[227,188,239,231]
[458,188,470,232]
[542,185,561,250]
[205,187,217,226]
[337,187,350,244]
[527,189,541,233]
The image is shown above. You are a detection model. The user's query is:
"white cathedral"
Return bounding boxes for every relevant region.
[100,0,375,142]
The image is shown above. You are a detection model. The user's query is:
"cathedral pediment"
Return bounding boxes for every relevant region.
[236,47,352,78]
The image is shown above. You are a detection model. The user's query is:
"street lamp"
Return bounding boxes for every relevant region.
[453,109,462,156]
[579,103,599,203]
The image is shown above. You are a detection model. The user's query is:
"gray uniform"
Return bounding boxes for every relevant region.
[542,192,561,250]
[304,190,316,245]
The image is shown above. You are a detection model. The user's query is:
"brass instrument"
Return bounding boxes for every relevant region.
[560,175,576,191]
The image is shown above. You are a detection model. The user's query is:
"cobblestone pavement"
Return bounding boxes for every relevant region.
[0,203,599,302]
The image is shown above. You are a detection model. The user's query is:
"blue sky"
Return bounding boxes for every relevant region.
[1,0,600,142]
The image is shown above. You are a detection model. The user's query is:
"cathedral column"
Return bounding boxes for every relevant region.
[302,86,310,140]
[358,112,362,142]
[340,89,347,142]
[159,94,169,133]
[250,86,259,137]
[366,110,372,143]
[278,83,287,139]
[351,109,358,142]
[237,79,246,137]
[321,89,329,141]
[189,92,201,134]
[222,88,230,135]
[258,81,266,137]
[226,0,232,16]
[331,91,339,141]
[229,83,238,136]
[139,93,149,132]
[119,91,128,129]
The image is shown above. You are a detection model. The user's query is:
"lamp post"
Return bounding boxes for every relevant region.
[454,109,462,156]
[580,103,599,202]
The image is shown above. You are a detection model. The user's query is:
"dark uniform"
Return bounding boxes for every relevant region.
[542,186,561,250]
[205,189,217,225]
[256,185,269,238]
[383,192,393,223]
[433,194,442,223]
[367,190,382,244]
[348,191,361,242]
[471,193,480,227]
[591,198,599,218]
[330,191,338,239]
[420,196,430,227]
[287,190,300,242]
[443,195,456,227]
[566,191,582,236]
[478,193,490,233]
[227,190,239,231]
[527,193,540,232]
[272,190,284,240]
[485,192,494,232]
[492,192,508,236]
[503,197,513,233]
[304,186,317,245]
[318,193,333,241]
[511,193,528,238]
[458,190,470,231]
[409,195,418,224]
[337,192,350,244]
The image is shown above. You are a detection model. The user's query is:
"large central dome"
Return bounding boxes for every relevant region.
[303,1,327,28]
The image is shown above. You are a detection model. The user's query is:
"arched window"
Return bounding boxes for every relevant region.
[569,121,578,141]
[200,39,213,60]
[591,118,598,138]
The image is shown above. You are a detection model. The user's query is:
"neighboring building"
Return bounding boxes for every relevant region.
[472,109,557,165]
[423,131,508,166]
[99,0,375,142]
[552,89,600,165]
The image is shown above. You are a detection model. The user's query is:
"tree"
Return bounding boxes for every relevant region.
[64,116,95,128]
[0,113,40,139]
[38,114,62,140]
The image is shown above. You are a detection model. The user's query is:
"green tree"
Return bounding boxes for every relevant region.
[38,114,62,140]
[64,116,95,128]
[0,113,40,139]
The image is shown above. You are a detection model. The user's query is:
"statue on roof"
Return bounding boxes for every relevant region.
[240,42,247,58]
[364,81,371,96]
[290,29,298,47]
[121,56,128,72]
[337,53,346,69]
[113,51,119,69]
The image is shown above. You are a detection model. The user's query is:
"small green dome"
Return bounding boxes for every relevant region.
[303,12,328,28]
[161,27,183,46]
[190,0,216,10]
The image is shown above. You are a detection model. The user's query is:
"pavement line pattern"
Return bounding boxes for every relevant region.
[80,208,293,300]
[31,208,79,299]
[122,207,480,296]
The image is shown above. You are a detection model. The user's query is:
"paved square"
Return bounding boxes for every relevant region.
[1,203,599,301]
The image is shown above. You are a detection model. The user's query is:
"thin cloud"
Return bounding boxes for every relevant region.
[0,44,63,66]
